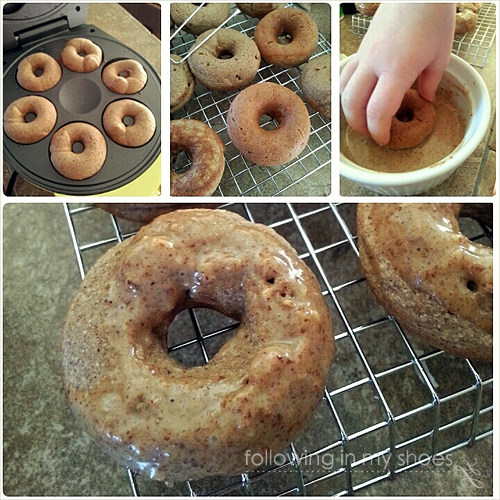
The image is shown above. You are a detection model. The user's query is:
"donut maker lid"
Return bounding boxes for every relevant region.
[3,16,161,195]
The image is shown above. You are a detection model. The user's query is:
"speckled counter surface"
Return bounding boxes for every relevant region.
[3,203,493,496]
[339,9,496,197]
[3,3,161,196]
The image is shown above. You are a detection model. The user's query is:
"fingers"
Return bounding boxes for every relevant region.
[340,56,358,95]
[418,57,449,102]
[340,65,378,137]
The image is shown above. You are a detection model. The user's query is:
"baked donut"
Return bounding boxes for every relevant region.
[227,82,310,166]
[171,119,225,196]
[102,59,147,94]
[16,52,62,92]
[103,99,156,147]
[170,54,195,114]
[170,3,231,35]
[357,203,493,361]
[61,38,103,73]
[455,4,478,34]
[49,122,107,180]
[355,3,380,16]
[62,208,334,482]
[387,89,436,150]
[188,28,260,91]
[254,8,318,68]
[300,53,331,118]
[236,3,282,18]
[4,96,57,144]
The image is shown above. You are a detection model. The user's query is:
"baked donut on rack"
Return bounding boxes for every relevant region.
[455,4,479,34]
[62,208,334,482]
[254,7,318,68]
[300,54,331,118]
[170,119,225,196]
[170,54,195,113]
[188,28,261,91]
[236,3,282,18]
[357,203,493,361]
[4,96,57,144]
[49,122,107,179]
[227,82,310,166]
[387,89,436,150]
[16,52,62,92]
[103,99,156,147]
[170,3,230,35]
[102,59,147,94]
[61,38,103,73]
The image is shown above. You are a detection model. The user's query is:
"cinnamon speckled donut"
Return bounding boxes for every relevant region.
[4,96,57,144]
[455,4,478,34]
[188,28,261,91]
[170,54,195,113]
[254,8,318,68]
[300,53,331,118]
[50,122,107,180]
[227,82,310,166]
[62,208,334,482]
[171,119,225,196]
[387,89,436,150]
[357,203,493,361]
[171,3,230,35]
[17,52,62,92]
[61,38,102,73]
[236,3,282,18]
[102,59,147,94]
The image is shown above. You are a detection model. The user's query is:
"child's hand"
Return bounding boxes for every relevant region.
[340,3,455,146]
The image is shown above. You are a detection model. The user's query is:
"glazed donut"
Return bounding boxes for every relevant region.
[455,5,478,34]
[300,53,331,118]
[227,82,310,166]
[170,54,195,114]
[170,3,230,35]
[254,8,319,68]
[102,59,147,94]
[62,208,334,482]
[387,89,436,150]
[61,38,103,73]
[4,96,57,144]
[188,28,260,91]
[16,52,62,92]
[97,203,218,223]
[357,203,493,361]
[355,3,380,16]
[171,119,225,196]
[103,99,156,147]
[49,122,107,180]
[236,3,282,18]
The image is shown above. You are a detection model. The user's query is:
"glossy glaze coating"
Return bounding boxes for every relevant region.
[357,204,493,360]
[62,209,334,482]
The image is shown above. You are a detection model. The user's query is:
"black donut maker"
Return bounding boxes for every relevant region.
[3,3,161,195]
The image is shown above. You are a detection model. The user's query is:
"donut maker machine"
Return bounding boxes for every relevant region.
[64,203,493,496]
[3,3,161,196]
[170,3,331,197]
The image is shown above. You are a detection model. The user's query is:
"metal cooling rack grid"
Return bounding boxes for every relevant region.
[170,4,331,197]
[351,2,496,68]
[63,203,493,496]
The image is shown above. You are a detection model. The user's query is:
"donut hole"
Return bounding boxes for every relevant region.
[466,280,478,293]
[217,50,234,60]
[395,107,414,123]
[171,148,192,174]
[259,113,281,131]
[72,141,85,154]
[277,31,292,45]
[119,70,131,78]
[78,51,87,57]
[34,67,44,77]
[24,112,37,123]
[122,115,135,127]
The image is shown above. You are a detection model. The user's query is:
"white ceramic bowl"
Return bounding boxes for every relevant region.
[340,53,491,196]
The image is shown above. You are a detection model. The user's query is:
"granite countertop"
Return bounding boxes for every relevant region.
[2,3,161,196]
[339,9,496,196]
[3,203,493,496]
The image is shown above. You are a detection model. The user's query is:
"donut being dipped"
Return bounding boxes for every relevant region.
[171,119,225,196]
[227,82,310,166]
[4,96,57,144]
[62,208,334,482]
[387,89,436,150]
[357,203,493,361]
[17,52,62,92]
[254,8,318,68]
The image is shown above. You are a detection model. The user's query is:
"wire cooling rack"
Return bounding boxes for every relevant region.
[170,4,331,197]
[63,203,493,496]
[351,2,496,68]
